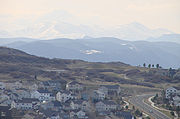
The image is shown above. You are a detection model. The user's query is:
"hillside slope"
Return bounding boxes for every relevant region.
[0,47,179,89]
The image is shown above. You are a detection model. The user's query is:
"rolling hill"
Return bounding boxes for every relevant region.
[4,37,180,68]
[0,47,180,91]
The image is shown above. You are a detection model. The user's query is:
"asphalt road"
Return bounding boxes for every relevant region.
[129,94,171,119]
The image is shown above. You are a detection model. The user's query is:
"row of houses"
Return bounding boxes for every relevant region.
[165,87,180,106]
[0,80,123,118]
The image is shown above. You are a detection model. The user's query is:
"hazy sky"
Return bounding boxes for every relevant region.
[0,0,180,33]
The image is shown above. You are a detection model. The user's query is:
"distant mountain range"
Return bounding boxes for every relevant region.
[146,34,180,44]
[0,21,178,42]
[2,37,180,68]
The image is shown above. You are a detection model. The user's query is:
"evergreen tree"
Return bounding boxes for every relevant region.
[148,64,151,68]
[152,64,154,68]
[143,63,146,67]
[156,64,160,68]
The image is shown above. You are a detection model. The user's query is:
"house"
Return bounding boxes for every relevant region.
[15,89,31,99]
[8,93,19,100]
[56,90,72,102]
[116,111,134,119]
[59,111,70,119]
[99,85,121,95]
[166,87,177,99]
[0,97,12,106]
[61,101,71,110]
[98,86,108,95]
[70,111,76,118]
[76,110,88,119]
[48,80,61,90]
[52,100,62,110]
[98,111,111,116]
[41,80,61,90]
[11,98,39,110]
[0,82,5,89]
[31,89,51,101]
[42,110,60,119]
[41,100,62,111]
[14,81,23,89]
[81,93,90,100]
[95,100,117,112]
[66,81,83,91]
[173,95,180,106]
[28,83,38,91]
[70,100,90,111]
[5,81,23,90]
[50,112,60,119]
[41,101,54,110]
[0,106,12,119]
[71,94,79,100]
[93,90,106,101]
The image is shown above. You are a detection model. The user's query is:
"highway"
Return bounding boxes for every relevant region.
[129,94,171,119]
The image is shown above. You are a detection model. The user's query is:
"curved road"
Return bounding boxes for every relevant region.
[129,94,171,119]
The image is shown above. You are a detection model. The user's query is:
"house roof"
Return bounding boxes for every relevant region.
[166,87,177,91]
[101,100,116,105]
[72,100,84,104]
[60,90,71,95]
[15,98,39,103]
[37,89,50,93]
[116,111,133,119]
[68,81,81,85]
[52,101,62,107]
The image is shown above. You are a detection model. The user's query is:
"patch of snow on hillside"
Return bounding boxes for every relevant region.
[81,50,102,55]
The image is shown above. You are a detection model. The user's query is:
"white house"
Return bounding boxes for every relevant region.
[98,86,108,95]
[166,87,177,99]
[93,90,106,100]
[0,82,5,89]
[70,100,90,111]
[31,89,51,101]
[56,90,72,102]
[11,98,39,110]
[28,83,38,91]
[173,95,180,106]
[16,89,31,99]
[76,110,88,119]
[66,81,83,91]
[95,100,117,112]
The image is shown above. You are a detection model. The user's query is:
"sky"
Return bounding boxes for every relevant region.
[0,0,180,33]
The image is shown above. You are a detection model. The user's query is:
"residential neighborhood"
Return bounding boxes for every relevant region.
[165,87,180,107]
[0,80,134,119]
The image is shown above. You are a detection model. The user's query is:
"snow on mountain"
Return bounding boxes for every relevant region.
[81,50,102,55]
[102,22,174,41]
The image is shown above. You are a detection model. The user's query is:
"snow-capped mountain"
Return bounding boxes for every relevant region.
[101,22,174,41]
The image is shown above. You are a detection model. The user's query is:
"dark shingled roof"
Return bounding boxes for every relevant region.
[37,89,50,93]
[72,100,84,104]
[15,98,39,103]
[68,81,81,85]
[52,101,62,107]
[101,100,116,105]
[116,111,133,119]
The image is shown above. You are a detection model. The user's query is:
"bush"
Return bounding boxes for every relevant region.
[170,111,174,116]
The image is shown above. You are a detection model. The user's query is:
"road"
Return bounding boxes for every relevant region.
[129,94,171,119]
